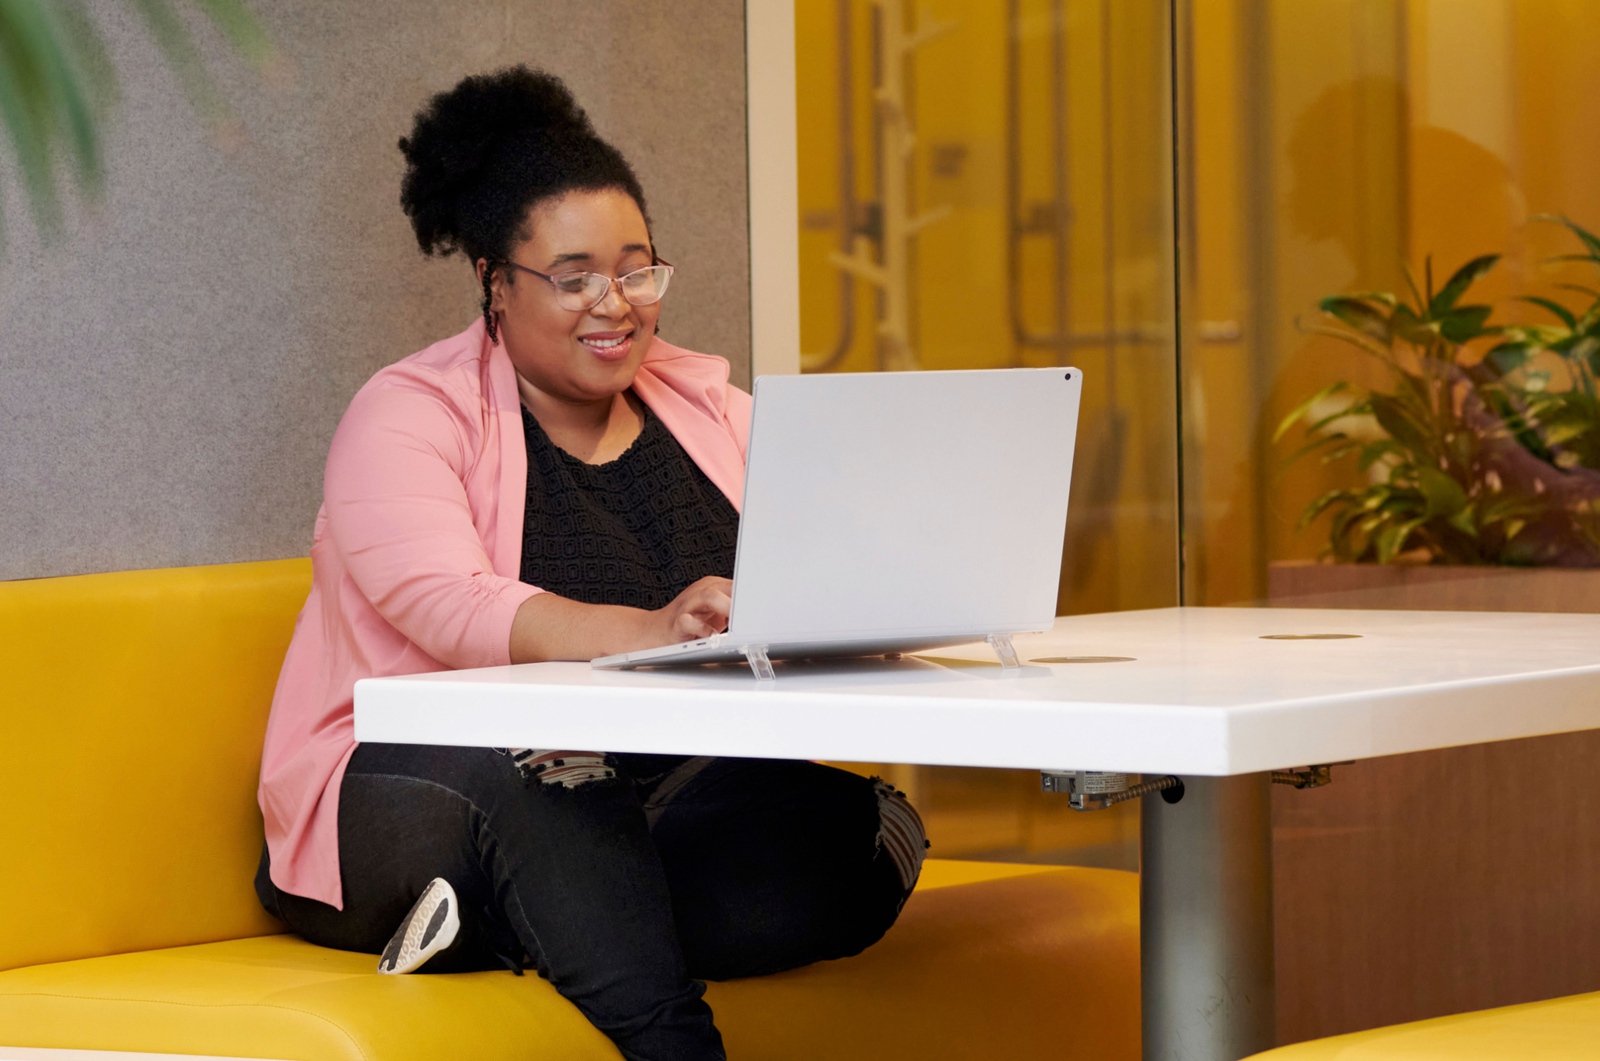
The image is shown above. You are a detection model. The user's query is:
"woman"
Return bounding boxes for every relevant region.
[254,67,926,1061]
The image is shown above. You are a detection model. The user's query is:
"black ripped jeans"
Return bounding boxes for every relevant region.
[255,744,920,1061]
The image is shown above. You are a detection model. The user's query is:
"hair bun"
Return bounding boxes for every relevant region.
[399,66,608,258]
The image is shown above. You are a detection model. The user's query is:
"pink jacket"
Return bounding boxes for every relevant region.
[258,318,752,908]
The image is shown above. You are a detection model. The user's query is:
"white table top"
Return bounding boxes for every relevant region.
[354,607,1600,775]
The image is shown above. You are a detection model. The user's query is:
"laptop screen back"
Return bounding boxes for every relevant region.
[728,368,1082,643]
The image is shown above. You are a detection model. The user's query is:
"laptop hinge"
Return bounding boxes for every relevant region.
[744,644,776,683]
[986,633,1022,672]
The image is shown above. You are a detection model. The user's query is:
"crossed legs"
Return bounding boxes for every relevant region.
[256,744,926,1061]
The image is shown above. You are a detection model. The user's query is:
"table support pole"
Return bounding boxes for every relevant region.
[1141,772,1275,1061]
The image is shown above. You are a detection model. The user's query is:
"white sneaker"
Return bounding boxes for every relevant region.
[377,877,460,974]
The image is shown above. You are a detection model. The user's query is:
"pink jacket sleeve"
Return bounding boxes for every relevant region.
[725,384,753,460]
[322,369,538,670]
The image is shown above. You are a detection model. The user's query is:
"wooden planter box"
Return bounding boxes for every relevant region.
[1267,559,1600,613]
[1263,559,1600,1047]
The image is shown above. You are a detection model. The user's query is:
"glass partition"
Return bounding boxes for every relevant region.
[794,0,1178,866]
[795,5,1600,1033]
[1175,1,1600,1042]
[794,3,1600,956]
[1180,0,1600,608]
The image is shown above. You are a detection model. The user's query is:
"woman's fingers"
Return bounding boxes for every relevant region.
[693,579,733,620]
[668,577,733,641]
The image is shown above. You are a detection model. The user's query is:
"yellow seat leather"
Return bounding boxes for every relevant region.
[0,560,309,972]
[0,560,1140,1059]
[0,863,1138,1061]
[1245,992,1600,1061]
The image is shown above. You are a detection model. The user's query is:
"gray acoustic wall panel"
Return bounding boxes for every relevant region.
[0,0,751,581]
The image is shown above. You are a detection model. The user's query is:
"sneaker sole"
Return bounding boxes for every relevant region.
[377,877,460,974]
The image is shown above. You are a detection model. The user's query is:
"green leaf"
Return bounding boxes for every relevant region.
[1301,396,1375,439]
[1277,433,1347,472]
[1448,505,1477,537]
[1319,297,1391,342]
[1544,422,1590,447]
[128,0,219,119]
[1519,296,1578,329]
[1575,336,1600,374]
[1298,488,1354,531]
[1416,466,1468,519]
[1430,254,1499,316]
[0,0,92,231]
[1360,485,1394,511]
[1487,341,1533,375]
[1479,494,1535,525]
[1357,439,1403,472]
[1329,507,1366,561]
[1273,380,1350,443]
[191,0,271,62]
[1375,516,1427,563]
[1299,321,1397,361]
[1369,392,1434,457]
[1389,303,1433,344]
[1402,263,1427,316]
[0,0,268,246]
[1554,283,1600,300]
[1390,367,1433,410]
[1318,439,1364,465]
[1437,304,1494,344]
[1355,511,1389,538]
[1547,215,1600,264]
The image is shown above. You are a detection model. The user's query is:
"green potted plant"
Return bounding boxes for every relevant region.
[1270,218,1600,609]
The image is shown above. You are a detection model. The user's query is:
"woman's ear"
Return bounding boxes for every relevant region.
[477,258,509,312]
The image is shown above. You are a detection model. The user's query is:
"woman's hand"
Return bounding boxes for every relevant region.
[508,577,733,664]
[654,576,733,645]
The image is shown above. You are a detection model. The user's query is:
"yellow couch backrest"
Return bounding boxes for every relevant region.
[0,559,312,972]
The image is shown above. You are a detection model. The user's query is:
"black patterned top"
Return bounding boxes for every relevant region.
[518,401,739,610]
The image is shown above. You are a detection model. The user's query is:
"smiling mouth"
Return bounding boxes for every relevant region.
[579,330,634,356]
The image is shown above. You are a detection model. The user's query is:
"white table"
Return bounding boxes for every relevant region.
[355,607,1600,1061]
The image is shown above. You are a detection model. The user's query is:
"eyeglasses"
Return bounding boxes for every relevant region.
[495,258,675,312]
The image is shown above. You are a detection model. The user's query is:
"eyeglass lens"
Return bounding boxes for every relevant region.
[552,266,673,311]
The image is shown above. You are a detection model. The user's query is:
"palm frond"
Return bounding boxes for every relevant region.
[0,0,267,243]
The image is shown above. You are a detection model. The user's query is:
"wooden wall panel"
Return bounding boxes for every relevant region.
[1270,567,1600,1044]
[1274,731,1600,1043]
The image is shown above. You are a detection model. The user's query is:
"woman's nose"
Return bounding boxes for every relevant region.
[592,279,632,318]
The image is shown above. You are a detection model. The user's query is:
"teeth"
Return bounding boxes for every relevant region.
[584,335,627,348]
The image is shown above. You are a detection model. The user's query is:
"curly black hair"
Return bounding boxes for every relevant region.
[398,66,651,342]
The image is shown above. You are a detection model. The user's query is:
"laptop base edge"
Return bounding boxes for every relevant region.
[590,629,1042,674]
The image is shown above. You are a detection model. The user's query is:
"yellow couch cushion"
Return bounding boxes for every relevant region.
[0,560,311,972]
[0,861,1138,1061]
[1247,991,1600,1060]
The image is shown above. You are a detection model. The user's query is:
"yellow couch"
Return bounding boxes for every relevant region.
[0,559,1139,1060]
[1243,993,1600,1061]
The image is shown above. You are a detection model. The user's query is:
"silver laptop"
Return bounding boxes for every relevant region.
[592,367,1083,678]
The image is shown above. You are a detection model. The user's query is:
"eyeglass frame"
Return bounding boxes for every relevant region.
[491,256,676,312]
